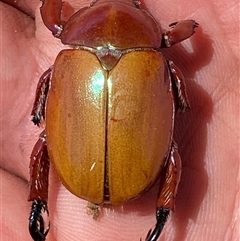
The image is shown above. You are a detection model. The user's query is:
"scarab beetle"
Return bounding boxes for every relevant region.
[28,0,198,240]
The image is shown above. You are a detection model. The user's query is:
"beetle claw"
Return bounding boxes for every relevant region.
[143,207,170,241]
[29,200,50,241]
[31,115,41,126]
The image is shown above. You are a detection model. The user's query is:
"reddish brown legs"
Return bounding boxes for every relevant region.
[159,19,196,110]
[168,60,190,111]
[28,131,50,241]
[31,67,52,126]
[29,67,52,240]
[143,35,190,240]
[161,20,199,48]
[144,142,182,241]
[143,62,187,240]
[40,0,63,37]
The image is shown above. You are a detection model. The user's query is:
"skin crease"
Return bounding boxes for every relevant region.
[0,0,239,240]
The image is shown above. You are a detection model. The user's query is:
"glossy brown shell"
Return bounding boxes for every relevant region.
[61,1,162,48]
[46,49,174,204]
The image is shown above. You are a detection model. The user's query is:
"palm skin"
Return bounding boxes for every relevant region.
[0,0,239,240]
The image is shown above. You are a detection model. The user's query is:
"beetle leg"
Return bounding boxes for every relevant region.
[28,131,50,241]
[40,0,64,37]
[31,67,52,126]
[168,60,190,111]
[144,142,182,241]
[161,20,199,48]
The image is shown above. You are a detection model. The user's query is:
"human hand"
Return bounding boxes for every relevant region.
[0,0,239,240]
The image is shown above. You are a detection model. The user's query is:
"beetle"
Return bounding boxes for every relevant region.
[28,0,198,240]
